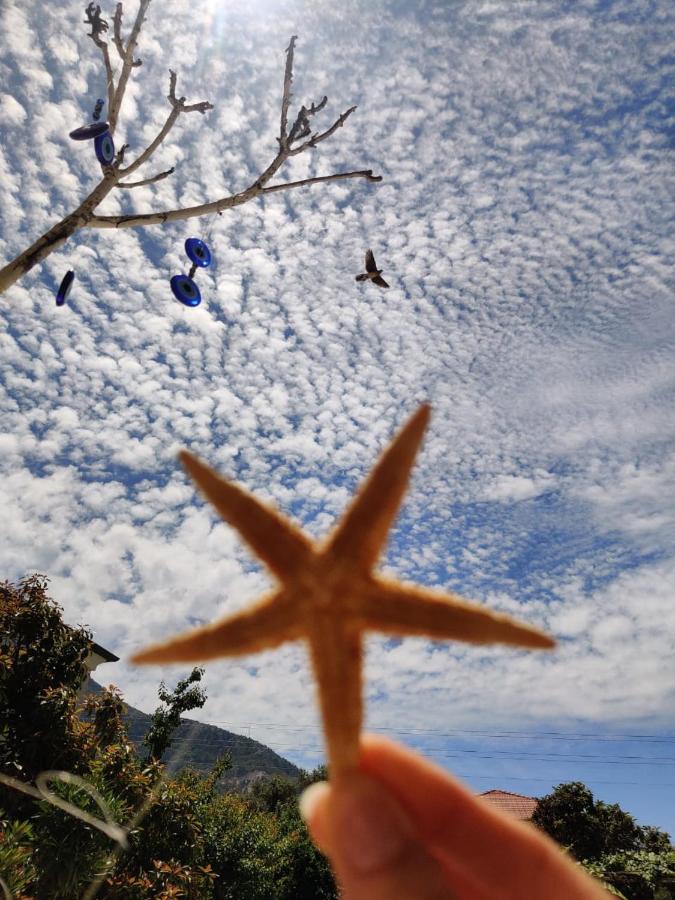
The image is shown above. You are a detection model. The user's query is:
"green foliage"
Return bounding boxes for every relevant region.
[143,668,207,762]
[532,781,605,860]
[0,574,92,797]
[640,827,674,855]
[0,575,338,898]
[244,768,336,899]
[0,818,37,898]
[103,858,218,899]
[532,781,672,864]
[249,774,298,815]
[581,850,675,900]
[84,684,128,749]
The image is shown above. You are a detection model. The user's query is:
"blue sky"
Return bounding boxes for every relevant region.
[1,0,674,838]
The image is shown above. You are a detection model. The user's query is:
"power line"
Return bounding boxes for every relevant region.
[161,736,675,766]
[199,721,675,743]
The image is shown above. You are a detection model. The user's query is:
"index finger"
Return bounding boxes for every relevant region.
[359,735,608,899]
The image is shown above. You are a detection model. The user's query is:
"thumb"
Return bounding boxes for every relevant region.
[300,773,453,900]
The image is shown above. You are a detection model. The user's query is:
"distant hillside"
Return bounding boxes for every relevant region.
[87,679,299,787]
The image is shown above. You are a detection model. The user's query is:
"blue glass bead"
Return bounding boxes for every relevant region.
[94,131,115,165]
[170,274,202,307]
[56,270,75,306]
[185,237,212,268]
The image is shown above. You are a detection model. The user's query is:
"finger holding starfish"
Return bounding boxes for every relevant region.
[132,405,555,778]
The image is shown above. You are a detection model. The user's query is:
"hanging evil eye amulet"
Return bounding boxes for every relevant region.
[94,130,115,165]
[56,270,75,307]
[170,238,212,307]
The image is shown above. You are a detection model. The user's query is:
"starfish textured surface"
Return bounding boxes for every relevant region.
[132,405,555,775]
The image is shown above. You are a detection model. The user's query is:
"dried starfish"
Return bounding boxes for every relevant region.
[132,405,555,776]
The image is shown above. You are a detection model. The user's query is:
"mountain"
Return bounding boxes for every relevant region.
[86,679,300,787]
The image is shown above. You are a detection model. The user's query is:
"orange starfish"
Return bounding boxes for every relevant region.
[132,405,555,776]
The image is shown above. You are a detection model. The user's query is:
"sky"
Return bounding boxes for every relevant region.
[1,0,674,838]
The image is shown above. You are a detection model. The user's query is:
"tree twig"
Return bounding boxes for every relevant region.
[290,105,357,155]
[279,35,297,144]
[116,167,175,188]
[112,3,126,62]
[261,169,383,194]
[84,3,115,116]
[109,0,151,135]
[117,71,212,179]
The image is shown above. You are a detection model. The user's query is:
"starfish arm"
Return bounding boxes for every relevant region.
[324,405,430,570]
[358,577,556,650]
[131,591,304,664]
[307,616,363,777]
[180,450,314,583]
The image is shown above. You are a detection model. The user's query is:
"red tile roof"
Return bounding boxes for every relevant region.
[478,789,539,820]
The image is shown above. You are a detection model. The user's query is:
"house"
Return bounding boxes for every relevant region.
[478,789,539,820]
[77,640,119,696]
[85,641,119,675]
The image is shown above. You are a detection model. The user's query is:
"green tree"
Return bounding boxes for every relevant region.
[533,781,673,870]
[639,826,673,855]
[0,575,92,804]
[532,781,605,860]
[249,774,298,816]
[0,574,338,898]
[143,668,207,763]
[582,849,675,900]
[246,768,336,899]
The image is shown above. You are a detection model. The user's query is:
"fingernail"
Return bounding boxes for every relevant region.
[331,774,412,874]
[299,781,330,823]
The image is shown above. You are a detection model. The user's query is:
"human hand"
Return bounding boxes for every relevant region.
[300,735,609,899]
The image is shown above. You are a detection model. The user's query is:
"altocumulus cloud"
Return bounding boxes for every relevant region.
[0,0,674,824]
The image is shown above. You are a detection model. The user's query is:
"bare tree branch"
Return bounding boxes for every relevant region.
[112,3,126,62]
[84,2,108,37]
[279,35,297,144]
[286,95,329,146]
[0,170,119,292]
[109,0,151,135]
[84,3,115,115]
[0,26,381,295]
[167,69,213,115]
[290,105,357,155]
[88,168,382,229]
[116,167,175,188]
[113,143,130,167]
[260,169,383,194]
[117,71,212,179]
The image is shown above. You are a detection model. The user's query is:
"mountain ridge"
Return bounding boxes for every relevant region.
[87,678,300,787]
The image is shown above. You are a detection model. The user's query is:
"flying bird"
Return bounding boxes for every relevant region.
[356,249,390,288]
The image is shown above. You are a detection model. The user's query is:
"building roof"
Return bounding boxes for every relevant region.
[478,789,539,820]
[90,641,119,663]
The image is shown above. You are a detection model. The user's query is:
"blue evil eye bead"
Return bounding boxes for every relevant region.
[56,270,75,307]
[170,274,201,307]
[69,121,110,141]
[92,99,105,121]
[185,237,211,268]
[94,131,115,165]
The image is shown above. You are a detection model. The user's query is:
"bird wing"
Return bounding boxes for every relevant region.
[372,275,390,288]
[365,249,377,272]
